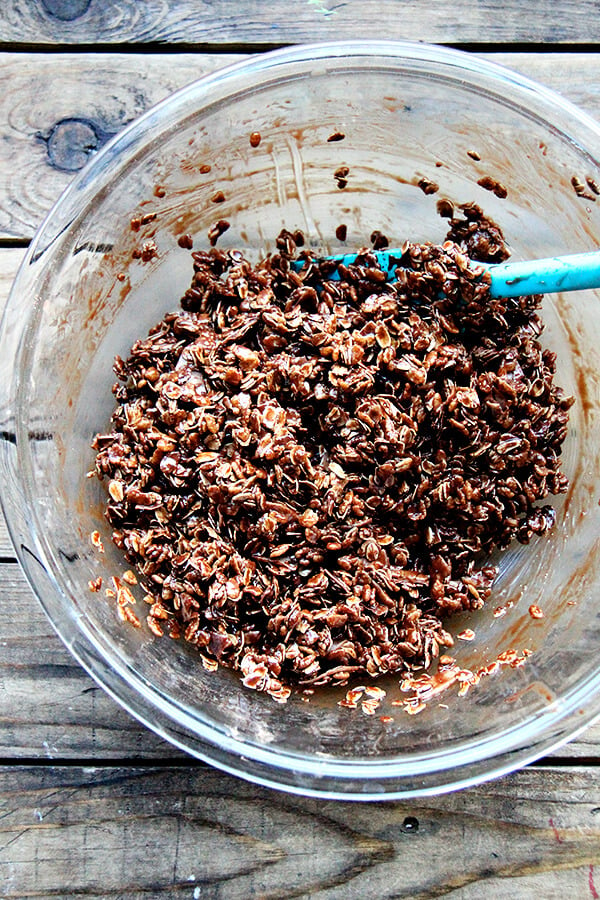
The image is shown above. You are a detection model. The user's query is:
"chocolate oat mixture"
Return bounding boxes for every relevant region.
[92,204,573,700]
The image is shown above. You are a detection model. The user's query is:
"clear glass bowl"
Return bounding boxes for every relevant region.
[1,41,600,799]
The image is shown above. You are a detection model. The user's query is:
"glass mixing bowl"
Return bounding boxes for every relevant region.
[1,41,600,799]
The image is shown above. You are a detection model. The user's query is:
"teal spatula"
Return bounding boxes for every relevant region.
[292,249,600,298]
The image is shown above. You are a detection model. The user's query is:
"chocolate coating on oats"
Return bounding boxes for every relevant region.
[177,233,194,250]
[207,219,230,246]
[436,198,454,219]
[417,177,439,195]
[334,167,349,189]
[93,210,572,698]
[132,240,158,262]
[370,230,389,250]
[477,175,508,200]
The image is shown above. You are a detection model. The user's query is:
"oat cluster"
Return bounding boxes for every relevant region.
[93,205,572,700]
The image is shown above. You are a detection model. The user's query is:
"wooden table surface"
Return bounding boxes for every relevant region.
[1,3,600,897]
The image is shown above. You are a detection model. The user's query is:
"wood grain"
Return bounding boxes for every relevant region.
[0,559,598,760]
[0,52,242,238]
[0,564,185,758]
[0,248,26,557]
[0,764,599,898]
[1,55,600,764]
[0,29,599,899]
[1,53,600,239]
[0,253,178,754]
[0,0,599,46]
[0,505,13,554]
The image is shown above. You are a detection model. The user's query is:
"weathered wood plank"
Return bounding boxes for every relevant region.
[0,247,21,302]
[0,560,598,760]
[0,52,242,238]
[0,248,26,557]
[1,55,600,763]
[1,52,600,239]
[0,0,598,46]
[0,563,185,758]
[0,764,599,898]
[445,869,600,900]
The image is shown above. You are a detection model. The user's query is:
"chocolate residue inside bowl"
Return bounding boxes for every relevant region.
[91,205,573,701]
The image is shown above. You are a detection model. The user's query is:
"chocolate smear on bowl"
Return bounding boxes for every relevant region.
[92,208,573,701]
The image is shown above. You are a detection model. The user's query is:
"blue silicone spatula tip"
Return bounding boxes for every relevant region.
[292,248,600,299]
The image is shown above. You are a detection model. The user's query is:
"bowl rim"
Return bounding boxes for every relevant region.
[2,38,600,799]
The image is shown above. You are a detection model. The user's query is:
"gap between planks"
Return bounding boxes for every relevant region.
[1,50,600,763]
[1,52,600,239]
[0,557,599,761]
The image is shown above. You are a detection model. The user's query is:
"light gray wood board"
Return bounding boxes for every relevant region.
[1,55,600,762]
[0,0,598,45]
[0,248,23,557]
[0,562,598,760]
[0,50,596,538]
[0,52,243,238]
[0,52,600,239]
[0,563,186,758]
[0,764,599,898]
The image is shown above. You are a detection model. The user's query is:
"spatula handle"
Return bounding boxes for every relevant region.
[487,250,600,298]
